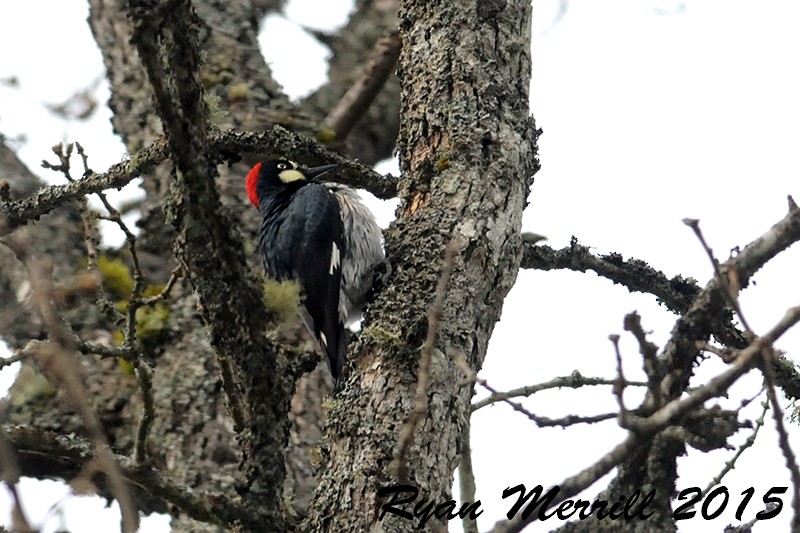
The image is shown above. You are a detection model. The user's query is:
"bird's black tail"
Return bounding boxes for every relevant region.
[329,324,347,388]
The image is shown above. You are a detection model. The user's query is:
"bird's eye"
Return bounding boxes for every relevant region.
[277,163,287,170]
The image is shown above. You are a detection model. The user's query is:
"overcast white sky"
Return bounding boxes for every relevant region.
[1,0,799,531]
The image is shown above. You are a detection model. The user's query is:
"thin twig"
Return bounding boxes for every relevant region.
[133,359,155,464]
[0,351,26,370]
[454,350,615,428]
[623,311,661,387]
[458,418,479,533]
[701,400,768,498]
[609,334,628,423]
[392,237,459,481]
[683,217,753,334]
[1,136,165,234]
[452,349,533,419]
[142,266,181,305]
[74,338,137,360]
[0,416,32,532]
[697,341,736,363]
[72,142,147,349]
[81,207,124,324]
[630,305,800,434]
[471,371,647,411]
[762,342,800,531]
[653,203,800,414]
[44,143,167,463]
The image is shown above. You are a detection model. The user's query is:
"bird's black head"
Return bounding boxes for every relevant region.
[246,159,337,208]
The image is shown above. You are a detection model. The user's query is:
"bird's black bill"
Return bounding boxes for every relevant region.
[302,164,338,179]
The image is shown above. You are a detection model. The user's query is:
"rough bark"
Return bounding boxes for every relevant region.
[305,1,538,531]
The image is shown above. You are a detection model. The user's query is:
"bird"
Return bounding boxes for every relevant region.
[246,158,384,383]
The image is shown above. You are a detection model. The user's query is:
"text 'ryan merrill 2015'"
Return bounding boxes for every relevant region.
[377,483,655,529]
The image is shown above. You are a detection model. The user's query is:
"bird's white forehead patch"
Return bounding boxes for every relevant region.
[279,167,305,183]
[329,242,341,275]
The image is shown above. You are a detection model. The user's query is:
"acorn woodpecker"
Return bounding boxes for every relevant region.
[246,159,384,383]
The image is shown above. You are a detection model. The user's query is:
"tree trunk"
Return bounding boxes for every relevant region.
[305,1,538,530]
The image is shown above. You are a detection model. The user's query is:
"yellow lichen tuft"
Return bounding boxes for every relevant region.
[10,366,57,406]
[135,302,170,349]
[226,83,249,102]
[361,324,403,347]
[262,279,301,325]
[112,330,125,345]
[117,358,136,376]
[142,285,165,298]
[199,69,221,88]
[316,129,337,144]
[436,155,450,172]
[111,283,171,352]
[204,93,226,122]
[97,255,134,299]
[321,397,337,410]
[309,446,323,466]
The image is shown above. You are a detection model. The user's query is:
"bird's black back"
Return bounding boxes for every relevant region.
[258,181,347,381]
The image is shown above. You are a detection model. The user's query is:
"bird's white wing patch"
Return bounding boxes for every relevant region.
[329,241,341,275]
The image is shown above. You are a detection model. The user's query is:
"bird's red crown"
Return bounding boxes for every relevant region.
[246,162,262,207]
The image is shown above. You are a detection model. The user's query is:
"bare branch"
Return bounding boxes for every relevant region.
[523,229,800,419]
[217,126,398,198]
[623,311,664,411]
[141,266,181,306]
[322,31,401,143]
[701,400,768,497]
[521,237,700,315]
[132,359,155,465]
[609,334,628,419]
[1,125,399,241]
[43,142,170,464]
[2,425,260,528]
[762,344,800,530]
[471,371,647,411]
[455,352,614,428]
[458,420,479,533]
[683,217,753,333]
[0,138,167,234]
[0,351,26,370]
[658,199,800,404]
[488,433,643,533]
[80,205,124,325]
[633,305,800,434]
